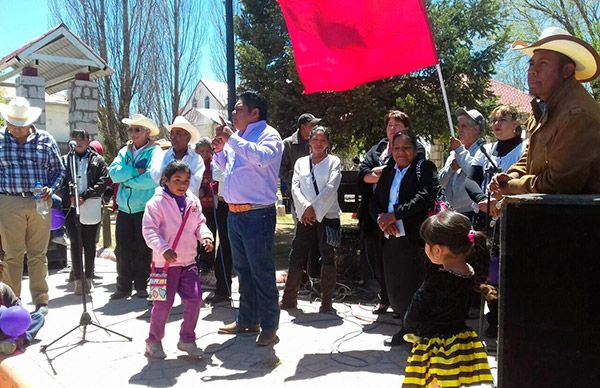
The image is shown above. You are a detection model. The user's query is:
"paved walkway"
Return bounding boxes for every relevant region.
[0,252,497,387]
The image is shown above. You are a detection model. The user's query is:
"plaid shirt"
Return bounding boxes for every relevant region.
[0,126,65,194]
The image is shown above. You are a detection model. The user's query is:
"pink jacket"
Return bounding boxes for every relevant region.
[143,187,213,268]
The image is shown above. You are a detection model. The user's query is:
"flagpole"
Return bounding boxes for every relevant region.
[435,63,455,138]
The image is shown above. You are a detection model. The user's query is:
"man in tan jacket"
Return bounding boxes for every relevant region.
[490,27,600,195]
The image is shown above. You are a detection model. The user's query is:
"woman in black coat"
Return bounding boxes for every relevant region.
[370,130,439,346]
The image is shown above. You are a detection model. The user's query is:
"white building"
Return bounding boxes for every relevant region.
[1,86,70,142]
[179,79,228,140]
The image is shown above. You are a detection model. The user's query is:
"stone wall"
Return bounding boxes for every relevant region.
[68,80,99,136]
[15,75,46,129]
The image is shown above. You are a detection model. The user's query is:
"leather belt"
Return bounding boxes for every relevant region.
[0,192,34,197]
[228,203,275,213]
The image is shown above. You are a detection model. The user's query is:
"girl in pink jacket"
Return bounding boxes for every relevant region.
[142,161,214,359]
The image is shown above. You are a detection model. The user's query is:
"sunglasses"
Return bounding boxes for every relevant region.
[128,127,147,133]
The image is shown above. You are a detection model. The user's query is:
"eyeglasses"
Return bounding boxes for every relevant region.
[128,127,146,133]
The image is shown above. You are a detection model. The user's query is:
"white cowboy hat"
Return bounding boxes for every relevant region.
[165,116,201,145]
[122,113,160,136]
[512,27,600,82]
[0,97,42,127]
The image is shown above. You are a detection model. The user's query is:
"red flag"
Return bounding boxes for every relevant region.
[277,0,438,93]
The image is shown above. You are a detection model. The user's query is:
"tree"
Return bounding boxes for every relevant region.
[235,0,509,158]
[502,0,600,100]
[50,0,207,160]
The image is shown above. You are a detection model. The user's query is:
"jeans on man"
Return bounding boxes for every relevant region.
[228,207,279,331]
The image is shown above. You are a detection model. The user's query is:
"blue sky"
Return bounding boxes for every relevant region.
[0,0,218,81]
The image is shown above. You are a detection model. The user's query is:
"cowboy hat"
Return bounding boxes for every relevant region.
[122,113,159,136]
[0,97,42,127]
[165,116,201,145]
[512,27,600,82]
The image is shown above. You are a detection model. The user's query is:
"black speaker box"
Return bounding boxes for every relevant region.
[499,195,600,387]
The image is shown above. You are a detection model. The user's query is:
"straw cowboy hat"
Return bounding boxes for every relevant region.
[0,97,42,127]
[165,116,201,145]
[512,27,600,82]
[122,113,160,136]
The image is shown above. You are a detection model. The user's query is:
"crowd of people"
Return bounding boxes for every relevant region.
[0,25,599,387]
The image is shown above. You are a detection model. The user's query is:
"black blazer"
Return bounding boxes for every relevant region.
[357,138,427,237]
[370,157,439,245]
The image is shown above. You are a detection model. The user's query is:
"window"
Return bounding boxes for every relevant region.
[204,96,210,109]
[192,98,197,108]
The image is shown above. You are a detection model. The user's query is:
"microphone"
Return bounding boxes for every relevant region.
[68,140,77,151]
[478,143,500,173]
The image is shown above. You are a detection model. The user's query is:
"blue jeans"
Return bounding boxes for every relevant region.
[228,207,279,331]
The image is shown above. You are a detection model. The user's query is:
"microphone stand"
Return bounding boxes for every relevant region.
[41,145,131,353]
[478,144,501,231]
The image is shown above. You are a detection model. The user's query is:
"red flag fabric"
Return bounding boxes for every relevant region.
[277,0,439,93]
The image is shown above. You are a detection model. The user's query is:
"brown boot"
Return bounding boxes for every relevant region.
[319,265,337,313]
[280,270,303,309]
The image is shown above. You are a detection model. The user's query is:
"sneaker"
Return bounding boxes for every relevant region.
[177,341,203,358]
[0,340,16,355]
[145,342,166,359]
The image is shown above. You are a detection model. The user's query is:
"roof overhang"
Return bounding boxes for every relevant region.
[0,23,113,94]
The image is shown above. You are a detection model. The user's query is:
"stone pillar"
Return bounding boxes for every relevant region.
[68,79,99,137]
[429,139,446,169]
[15,70,46,130]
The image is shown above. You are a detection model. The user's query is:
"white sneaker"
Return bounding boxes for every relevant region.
[177,341,203,358]
[0,340,16,355]
[145,341,166,359]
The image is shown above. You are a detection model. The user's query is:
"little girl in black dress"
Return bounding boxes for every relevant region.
[402,211,493,388]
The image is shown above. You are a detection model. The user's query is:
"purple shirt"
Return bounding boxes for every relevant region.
[214,120,283,205]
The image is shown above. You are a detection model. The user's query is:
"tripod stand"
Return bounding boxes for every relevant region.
[41,143,131,353]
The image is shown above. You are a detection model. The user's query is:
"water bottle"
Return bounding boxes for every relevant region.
[33,181,49,216]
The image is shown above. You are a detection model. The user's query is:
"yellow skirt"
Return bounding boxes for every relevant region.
[402,330,493,388]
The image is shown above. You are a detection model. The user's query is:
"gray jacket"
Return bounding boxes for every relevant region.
[438,140,483,213]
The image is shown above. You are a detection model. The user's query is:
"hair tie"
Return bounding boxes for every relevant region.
[467,230,475,244]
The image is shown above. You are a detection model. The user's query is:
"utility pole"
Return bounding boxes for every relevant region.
[225,0,235,121]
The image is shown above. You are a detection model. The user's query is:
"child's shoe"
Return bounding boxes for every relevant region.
[0,340,17,355]
[145,341,166,359]
[177,341,203,358]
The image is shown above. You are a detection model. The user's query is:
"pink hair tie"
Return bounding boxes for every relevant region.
[467,230,475,244]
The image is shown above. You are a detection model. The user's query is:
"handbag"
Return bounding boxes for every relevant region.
[309,157,342,248]
[147,207,191,301]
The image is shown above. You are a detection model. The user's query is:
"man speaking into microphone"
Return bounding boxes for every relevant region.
[212,91,284,347]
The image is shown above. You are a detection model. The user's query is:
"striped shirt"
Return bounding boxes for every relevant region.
[0,126,65,193]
